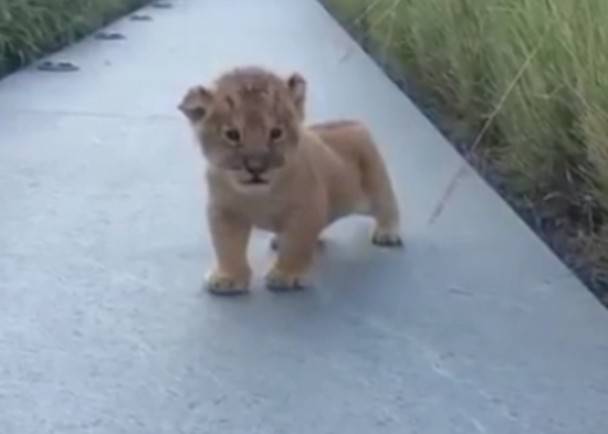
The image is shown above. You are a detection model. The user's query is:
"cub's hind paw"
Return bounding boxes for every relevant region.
[372,227,403,248]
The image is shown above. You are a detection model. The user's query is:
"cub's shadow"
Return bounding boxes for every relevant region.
[202,222,416,345]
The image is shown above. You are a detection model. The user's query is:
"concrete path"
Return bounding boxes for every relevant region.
[1,1,607,433]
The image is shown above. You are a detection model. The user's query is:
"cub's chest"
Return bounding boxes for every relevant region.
[226,195,291,233]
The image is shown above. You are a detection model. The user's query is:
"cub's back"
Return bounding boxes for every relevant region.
[310,120,374,165]
[307,120,381,219]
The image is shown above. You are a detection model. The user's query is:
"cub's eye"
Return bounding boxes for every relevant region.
[224,128,240,143]
[269,127,283,141]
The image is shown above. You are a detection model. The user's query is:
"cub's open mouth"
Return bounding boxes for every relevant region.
[242,176,268,185]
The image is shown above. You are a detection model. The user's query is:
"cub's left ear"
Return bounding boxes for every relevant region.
[286,73,306,117]
[178,86,213,122]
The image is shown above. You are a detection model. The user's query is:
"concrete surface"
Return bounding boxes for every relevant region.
[1,0,607,433]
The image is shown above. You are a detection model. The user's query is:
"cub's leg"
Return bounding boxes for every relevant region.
[206,207,252,295]
[316,121,403,248]
[266,222,322,291]
[369,179,402,247]
[361,143,403,248]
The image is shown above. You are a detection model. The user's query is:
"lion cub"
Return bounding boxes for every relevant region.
[179,66,402,294]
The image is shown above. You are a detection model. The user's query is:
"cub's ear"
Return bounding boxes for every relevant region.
[178,86,213,122]
[286,73,306,117]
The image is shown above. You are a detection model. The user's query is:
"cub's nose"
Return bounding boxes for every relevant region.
[243,154,270,175]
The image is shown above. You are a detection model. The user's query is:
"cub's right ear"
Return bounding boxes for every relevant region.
[178,86,213,122]
[286,73,306,118]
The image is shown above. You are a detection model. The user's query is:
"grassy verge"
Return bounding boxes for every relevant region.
[0,0,150,77]
[324,0,608,306]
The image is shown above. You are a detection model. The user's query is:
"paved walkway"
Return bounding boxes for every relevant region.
[1,1,607,433]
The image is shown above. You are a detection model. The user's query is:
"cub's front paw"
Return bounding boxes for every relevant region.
[265,267,309,292]
[205,269,250,295]
[372,227,403,248]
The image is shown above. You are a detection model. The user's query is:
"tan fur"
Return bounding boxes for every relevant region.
[179,66,402,294]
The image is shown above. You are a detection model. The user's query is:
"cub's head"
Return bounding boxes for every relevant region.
[178,66,306,192]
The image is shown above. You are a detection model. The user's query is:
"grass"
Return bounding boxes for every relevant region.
[325,0,608,304]
[0,0,150,76]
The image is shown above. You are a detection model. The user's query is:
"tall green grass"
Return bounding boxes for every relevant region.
[327,0,608,296]
[0,0,149,76]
